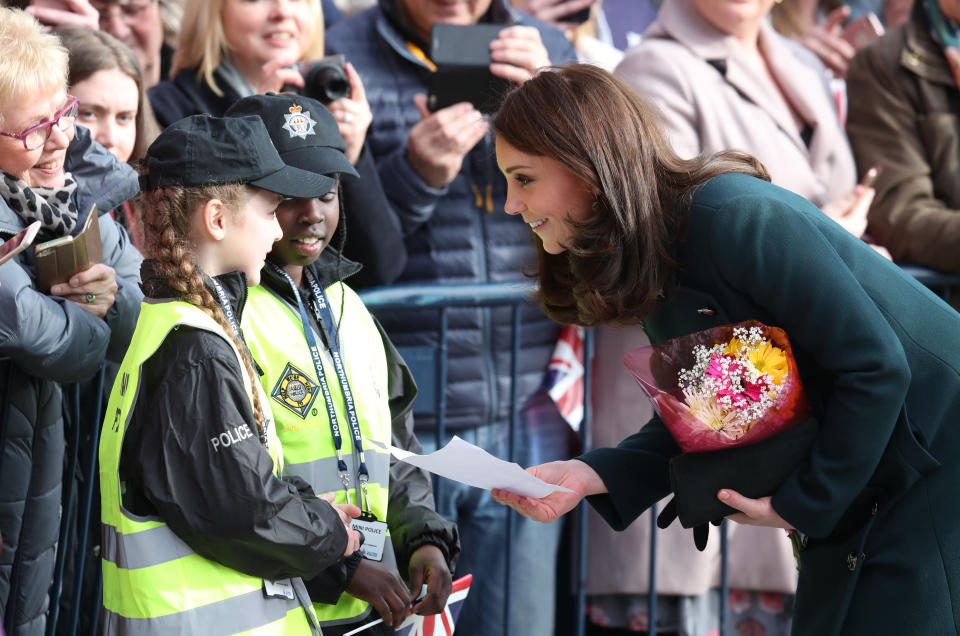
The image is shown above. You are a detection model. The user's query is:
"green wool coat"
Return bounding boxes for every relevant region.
[580,173,960,636]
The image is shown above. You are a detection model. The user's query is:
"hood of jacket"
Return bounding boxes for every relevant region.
[0,125,138,236]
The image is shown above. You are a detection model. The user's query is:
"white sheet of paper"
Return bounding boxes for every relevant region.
[387,435,573,498]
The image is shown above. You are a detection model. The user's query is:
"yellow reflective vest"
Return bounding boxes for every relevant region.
[244,278,393,627]
[99,299,321,635]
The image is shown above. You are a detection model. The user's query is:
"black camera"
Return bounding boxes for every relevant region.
[291,54,350,104]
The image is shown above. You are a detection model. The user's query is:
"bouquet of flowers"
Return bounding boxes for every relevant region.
[623,321,817,527]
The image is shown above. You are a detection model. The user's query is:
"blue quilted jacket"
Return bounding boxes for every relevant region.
[327,0,576,430]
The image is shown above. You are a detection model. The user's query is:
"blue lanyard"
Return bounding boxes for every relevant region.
[269,263,370,510]
[210,277,268,448]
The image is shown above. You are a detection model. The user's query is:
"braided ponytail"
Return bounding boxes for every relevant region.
[140,183,269,447]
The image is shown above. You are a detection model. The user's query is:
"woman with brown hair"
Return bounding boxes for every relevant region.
[56,25,158,164]
[56,25,159,250]
[491,64,960,636]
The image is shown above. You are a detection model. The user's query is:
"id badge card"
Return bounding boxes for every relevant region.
[351,512,388,562]
[263,578,295,600]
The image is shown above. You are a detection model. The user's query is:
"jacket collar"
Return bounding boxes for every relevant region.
[649,0,825,154]
[140,259,250,319]
[376,0,519,68]
[260,249,361,306]
[901,0,956,86]
[0,125,138,236]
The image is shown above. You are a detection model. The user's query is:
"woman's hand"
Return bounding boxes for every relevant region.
[320,492,363,555]
[256,55,304,95]
[800,6,856,78]
[491,459,606,523]
[49,263,118,318]
[489,26,552,84]
[26,0,100,30]
[407,97,487,189]
[325,63,372,165]
[822,183,874,239]
[719,489,793,529]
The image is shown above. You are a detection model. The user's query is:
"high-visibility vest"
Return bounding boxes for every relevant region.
[244,280,393,627]
[99,298,322,635]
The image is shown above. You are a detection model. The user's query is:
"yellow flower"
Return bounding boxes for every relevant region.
[724,338,747,357]
[747,342,789,385]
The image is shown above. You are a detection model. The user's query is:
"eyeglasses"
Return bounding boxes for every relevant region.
[0,97,79,151]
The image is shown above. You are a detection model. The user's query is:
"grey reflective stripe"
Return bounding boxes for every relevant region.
[101,523,195,569]
[102,587,307,635]
[318,605,373,627]
[290,577,323,635]
[283,450,390,494]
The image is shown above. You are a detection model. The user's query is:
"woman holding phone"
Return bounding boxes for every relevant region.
[0,9,142,634]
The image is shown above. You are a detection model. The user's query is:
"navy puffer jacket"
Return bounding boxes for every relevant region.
[326,0,576,431]
[0,127,142,636]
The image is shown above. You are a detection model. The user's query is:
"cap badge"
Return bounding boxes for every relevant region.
[283,103,317,140]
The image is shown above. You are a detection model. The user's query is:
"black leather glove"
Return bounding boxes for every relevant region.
[656,497,722,552]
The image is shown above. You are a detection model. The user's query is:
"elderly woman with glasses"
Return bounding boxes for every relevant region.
[0,9,142,635]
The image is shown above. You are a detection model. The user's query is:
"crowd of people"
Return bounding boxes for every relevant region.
[0,0,957,635]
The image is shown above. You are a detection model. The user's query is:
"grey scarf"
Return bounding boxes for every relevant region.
[0,171,80,238]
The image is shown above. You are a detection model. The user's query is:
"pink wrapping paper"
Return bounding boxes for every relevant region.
[622,321,811,453]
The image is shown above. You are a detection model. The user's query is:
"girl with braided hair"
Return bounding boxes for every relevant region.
[98,113,363,635]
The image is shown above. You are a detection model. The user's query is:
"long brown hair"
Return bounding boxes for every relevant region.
[139,181,269,446]
[493,64,768,327]
[55,25,159,163]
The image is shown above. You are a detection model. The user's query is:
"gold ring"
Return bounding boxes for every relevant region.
[85,293,96,304]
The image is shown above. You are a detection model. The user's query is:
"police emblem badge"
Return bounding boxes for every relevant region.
[271,362,320,418]
[282,103,317,140]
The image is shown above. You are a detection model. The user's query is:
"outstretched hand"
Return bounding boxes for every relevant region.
[491,459,605,523]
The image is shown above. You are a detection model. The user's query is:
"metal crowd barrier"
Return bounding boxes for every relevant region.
[0,265,954,635]
[358,282,588,636]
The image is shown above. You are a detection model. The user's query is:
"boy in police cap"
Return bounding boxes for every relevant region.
[229,94,460,636]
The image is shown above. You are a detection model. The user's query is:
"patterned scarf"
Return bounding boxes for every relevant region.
[0,171,80,238]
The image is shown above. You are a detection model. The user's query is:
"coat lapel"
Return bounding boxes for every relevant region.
[655,0,808,154]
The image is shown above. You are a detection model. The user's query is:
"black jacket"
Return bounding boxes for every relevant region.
[118,263,349,582]
[0,127,142,636]
[147,68,406,289]
[258,252,460,604]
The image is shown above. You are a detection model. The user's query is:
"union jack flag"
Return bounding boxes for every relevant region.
[395,574,472,636]
[544,325,585,431]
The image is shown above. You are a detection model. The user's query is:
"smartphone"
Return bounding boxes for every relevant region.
[428,24,512,113]
[841,13,885,50]
[0,221,41,268]
[558,7,591,24]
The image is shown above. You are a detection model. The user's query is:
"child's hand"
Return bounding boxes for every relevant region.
[320,492,363,555]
